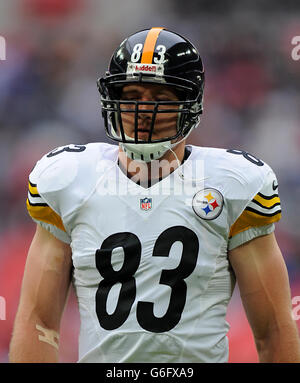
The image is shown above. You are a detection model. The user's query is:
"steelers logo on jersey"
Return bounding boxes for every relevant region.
[192,188,224,220]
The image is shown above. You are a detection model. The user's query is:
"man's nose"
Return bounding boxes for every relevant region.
[139,97,155,112]
[138,105,154,122]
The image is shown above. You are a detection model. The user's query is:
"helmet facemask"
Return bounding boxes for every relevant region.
[98,73,203,162]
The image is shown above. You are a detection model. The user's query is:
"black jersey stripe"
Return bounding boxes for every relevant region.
[245,206,281,217]
[27,198,48,207]
[29,180,37,187]
[28,190,41,198]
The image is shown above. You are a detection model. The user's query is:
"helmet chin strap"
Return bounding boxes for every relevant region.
[121,139,172,163]
[122,138,185,180]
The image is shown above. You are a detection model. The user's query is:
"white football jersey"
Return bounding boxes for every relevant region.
[27,143,281,363]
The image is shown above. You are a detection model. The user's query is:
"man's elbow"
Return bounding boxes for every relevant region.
[254,321,300,363]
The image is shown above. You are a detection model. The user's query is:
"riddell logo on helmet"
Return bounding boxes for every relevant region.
[127,62,164,76]
[135,64,157,72]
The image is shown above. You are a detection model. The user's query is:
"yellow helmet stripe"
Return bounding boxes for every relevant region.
[141,27,164,63]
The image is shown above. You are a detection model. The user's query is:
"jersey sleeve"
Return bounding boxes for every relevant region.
[25,146,80,244]
[26,178,71,244]
[26,143,101,244]
[228,167,281,250]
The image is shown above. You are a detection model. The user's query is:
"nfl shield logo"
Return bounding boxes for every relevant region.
[140,197,152,211]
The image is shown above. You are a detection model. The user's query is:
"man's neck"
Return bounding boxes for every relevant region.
[118,141,187,187]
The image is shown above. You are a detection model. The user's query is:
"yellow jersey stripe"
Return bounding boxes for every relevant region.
[141,27,164,63]
[229,208,281,238]
[253,194,280,208]
[28,181,39,196]
[26,198,66,233]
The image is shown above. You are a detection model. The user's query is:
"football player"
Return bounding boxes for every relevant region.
[9,27,300,363]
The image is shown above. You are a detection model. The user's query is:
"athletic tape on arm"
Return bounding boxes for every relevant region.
[36,324,59,350]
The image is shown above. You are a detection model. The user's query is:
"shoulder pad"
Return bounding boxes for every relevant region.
[29,144,100,217]
[29,144,85,194]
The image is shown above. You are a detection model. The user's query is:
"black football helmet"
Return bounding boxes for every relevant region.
[97,27,205,161]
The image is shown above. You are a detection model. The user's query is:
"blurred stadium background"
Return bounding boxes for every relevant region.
[0,0,299,363]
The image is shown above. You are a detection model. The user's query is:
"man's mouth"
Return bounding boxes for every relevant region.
[137,128,150,132]
[136,128,151,140]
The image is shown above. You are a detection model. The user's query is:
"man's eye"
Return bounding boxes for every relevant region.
[122,97,136,101]
[156,94,176,101]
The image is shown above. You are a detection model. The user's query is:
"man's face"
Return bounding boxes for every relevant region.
[119,83,180,142]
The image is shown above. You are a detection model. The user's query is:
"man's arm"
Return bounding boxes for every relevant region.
[9,224,72,362]
[229,232,300,363]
